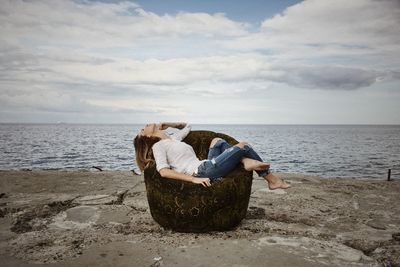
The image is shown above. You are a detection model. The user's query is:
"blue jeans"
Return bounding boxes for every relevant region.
[196,139,270,182]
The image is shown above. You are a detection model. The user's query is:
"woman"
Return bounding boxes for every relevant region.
[134,122,290,189]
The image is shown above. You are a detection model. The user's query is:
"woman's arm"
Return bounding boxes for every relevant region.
[170,123,191,141]
[159,168,211,187]
[159,122,187,130]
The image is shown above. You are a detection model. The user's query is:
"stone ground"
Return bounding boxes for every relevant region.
[0,170,399,266]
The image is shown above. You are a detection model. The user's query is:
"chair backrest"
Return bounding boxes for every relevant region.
[181,130,239,159]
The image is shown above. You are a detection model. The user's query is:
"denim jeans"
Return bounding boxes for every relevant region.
[195,139,270,182]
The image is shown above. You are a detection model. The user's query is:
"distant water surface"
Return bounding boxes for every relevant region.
[0,123,399,179]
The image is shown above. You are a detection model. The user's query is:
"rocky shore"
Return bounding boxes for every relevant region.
[0,170,399,266]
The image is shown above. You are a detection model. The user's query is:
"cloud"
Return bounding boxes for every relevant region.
[0,0,249,50]
[224,0,400,64]
[0,0,399,123]
[0,0,400,91]
[0,84,184,116]
[266,65,384,90]
[1,0,397,92]
[0,47,393,97]
[86,99,187,116]
[0,88,92,113]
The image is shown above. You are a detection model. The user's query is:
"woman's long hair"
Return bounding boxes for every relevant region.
[133,134,161,172]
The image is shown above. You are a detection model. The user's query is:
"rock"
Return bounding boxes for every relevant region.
[66,206,98,223]
[1,169,400,265]
[50,206,99,229]
[343,239,381,255]
[113,189,128,204]
[257,236,369,265]
[370,244,400,266]
[97,206,131,224]
[392,232,400,241]
[319,207,331,213]
[123,192,149,212]
[73,195,119,205]
[10,197,75,234]
[246,206,265,219]
[256,188,287,195]
[367,219,387,230]
[336,248,362,262]
[0,217,16,241]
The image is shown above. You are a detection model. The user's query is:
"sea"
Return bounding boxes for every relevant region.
[0,123,399,179]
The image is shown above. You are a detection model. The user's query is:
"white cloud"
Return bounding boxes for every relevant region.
[225,0,400,66]
[0,83,185,118]
[87,98,187,116]
[0,0,248,50]
[0,0,399,123]
[1,49,389,91]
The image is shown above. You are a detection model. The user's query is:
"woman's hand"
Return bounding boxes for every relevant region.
[235,141,249,149]
[174,123,187,129]
[157,123,166,130]
[192,177,212,187]
[159,122,186,130]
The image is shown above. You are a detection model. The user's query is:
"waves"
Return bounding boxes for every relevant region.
[0,123,399,179]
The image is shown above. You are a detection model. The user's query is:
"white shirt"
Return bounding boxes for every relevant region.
[152,124,207,175]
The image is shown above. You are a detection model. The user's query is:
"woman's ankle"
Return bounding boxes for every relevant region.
[264,173,276,183]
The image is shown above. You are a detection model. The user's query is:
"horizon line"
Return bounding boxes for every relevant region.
[0,122,399,126]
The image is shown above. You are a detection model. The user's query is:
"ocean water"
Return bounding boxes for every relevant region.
[0,123,399,179]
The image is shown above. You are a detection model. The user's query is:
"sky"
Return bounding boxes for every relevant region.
[0,0,399,124]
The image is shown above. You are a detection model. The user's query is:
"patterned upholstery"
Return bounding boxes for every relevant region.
[143,130,253,232]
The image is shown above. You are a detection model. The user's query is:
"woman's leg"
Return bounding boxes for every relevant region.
[209,139,270,177]
[240,143,290,189]
[201,139,291,189]
[241,144,270,177]
[204,145,247,180]
[207,138,234,159]
[206,143,269,177]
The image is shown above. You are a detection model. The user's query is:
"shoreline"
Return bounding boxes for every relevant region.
[0,168,393,181]
[0,171,399,266]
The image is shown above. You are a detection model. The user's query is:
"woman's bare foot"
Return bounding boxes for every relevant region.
[242,158,270,171]
[264,173,291,190]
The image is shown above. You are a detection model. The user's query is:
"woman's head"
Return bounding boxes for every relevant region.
[139,123,158,138]
[133,123,161,172]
